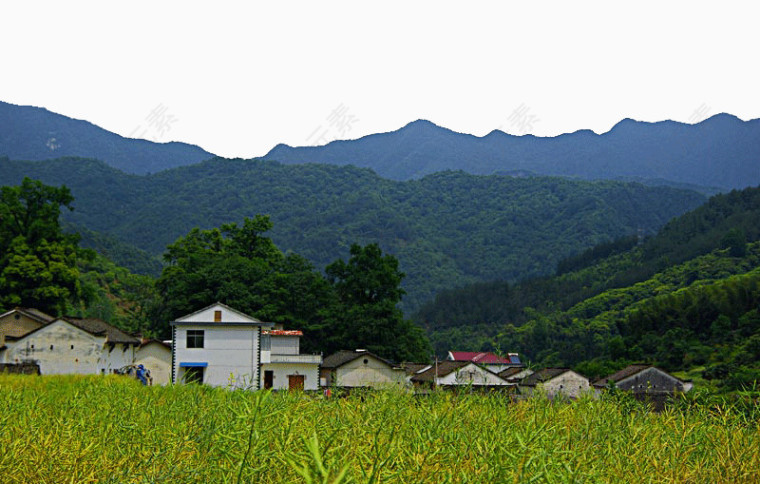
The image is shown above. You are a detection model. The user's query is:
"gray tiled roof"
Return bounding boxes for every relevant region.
[521,368,574,387]
[593,364,652,387]
[63,317,140,345]
[410,361,470,383]
[321,350,395,369]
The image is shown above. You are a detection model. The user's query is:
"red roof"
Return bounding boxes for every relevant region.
[263,329,303,336]
[449,351,513,364]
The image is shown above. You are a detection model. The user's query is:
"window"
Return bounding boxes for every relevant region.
[261,334,271,351]
[71,345,74,350]
[214,310,222,322]
[187,330,204,348]
[50,345,54,350]
[184,366,204,384]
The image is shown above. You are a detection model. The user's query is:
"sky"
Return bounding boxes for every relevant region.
[2,1,758,158]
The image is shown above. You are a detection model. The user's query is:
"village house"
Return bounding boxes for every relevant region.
[321,349,407,389]
[519,368,591,399]
[1,315,141,375]
[134,338,172,386]
[261,328,321,391]
[0,307,55,347]
[410,360,514,390]
[447,351,523,373]
[593,364,693,395]
[498,366,534,383]
[171,302,320,390]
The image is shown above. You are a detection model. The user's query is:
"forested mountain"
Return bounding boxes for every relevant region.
[3,100,757,189]
[266,115,760,190]
[0,156,706,313]
[416,186,760,388]
[0,101,214,174]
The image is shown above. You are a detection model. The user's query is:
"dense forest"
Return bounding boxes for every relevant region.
[2,176,759,390]
[0,179,430,362]
[0,156,706,313]
[416,186,760,389]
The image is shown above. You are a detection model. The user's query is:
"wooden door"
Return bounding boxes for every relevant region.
[288,374,304,391]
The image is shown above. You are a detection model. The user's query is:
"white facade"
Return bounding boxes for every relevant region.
[135,341,172,385]
[436,363,511,387]
[323,353,408,388]
[2,319,136,375]
[522,370,591,399]
[171,303,321,391]
[260,331,321,391]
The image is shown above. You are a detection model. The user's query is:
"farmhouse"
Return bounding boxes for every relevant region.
[447,351,523,373]
[321,349,407,389]
[498,366,534,383]
[135,338,172,385]
[410,360,514,390]
[261,328,321,391]
[519,368,590,399]
[171,303,320,390]
[0,307,55,346]
[593,365,693,394]
[1,316,140,375]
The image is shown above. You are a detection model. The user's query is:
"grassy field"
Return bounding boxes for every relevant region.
[1,375,758,483]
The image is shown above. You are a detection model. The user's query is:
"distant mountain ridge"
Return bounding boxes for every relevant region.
[265,115,760,190]
[0,101,214,174]
[3,99,757,189]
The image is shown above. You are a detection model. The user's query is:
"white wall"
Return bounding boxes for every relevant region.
[2,320,138,375]
[537,371,590,399]
[135,342,172,385]
[261,362,319,391]
[178,305,259,323]
[173,325,261,389]
[270,335,299,355]
[331,355,407,388]
[437,363,510,386]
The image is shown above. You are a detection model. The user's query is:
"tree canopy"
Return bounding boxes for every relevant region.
[154,217,430,361]
[0,177,83,314]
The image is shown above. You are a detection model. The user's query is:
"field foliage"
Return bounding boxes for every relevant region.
[1,376,758,483]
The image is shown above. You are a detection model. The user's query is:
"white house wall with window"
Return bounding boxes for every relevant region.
[171,303,273,388]
[170,303,321,391]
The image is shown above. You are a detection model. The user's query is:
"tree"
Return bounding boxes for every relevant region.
[325,243,430,362]
[0,178,82,314]
[153,215,335,347]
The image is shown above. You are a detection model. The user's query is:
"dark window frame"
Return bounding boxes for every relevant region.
[186,330,205,349]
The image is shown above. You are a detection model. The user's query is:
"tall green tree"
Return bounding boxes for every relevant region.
[325,243,430,362]
[0,178,82,314]
[153,215,335,349]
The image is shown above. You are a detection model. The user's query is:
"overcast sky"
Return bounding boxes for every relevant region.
[2,1,758,158]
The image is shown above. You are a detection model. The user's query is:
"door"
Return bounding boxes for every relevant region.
[183,366,204,384]
[288,374,305,391]
[264,370,274,389]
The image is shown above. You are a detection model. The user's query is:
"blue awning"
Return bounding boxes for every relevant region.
[179,362,208,368]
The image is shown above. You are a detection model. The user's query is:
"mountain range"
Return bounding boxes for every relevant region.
[1,101,758,190]
[266,116,760,190]
[0,101,213,174]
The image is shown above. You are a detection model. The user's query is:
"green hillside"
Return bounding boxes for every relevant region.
[417,186,760,389]
[0,156,706,312]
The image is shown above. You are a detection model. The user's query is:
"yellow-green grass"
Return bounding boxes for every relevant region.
[1,375,758,483]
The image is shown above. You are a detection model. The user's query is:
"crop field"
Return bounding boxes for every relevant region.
[1,375,758,483]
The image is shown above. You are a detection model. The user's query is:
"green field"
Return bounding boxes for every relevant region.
[1,376,758,483]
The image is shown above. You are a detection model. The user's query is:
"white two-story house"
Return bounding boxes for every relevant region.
[171,303,321,390]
